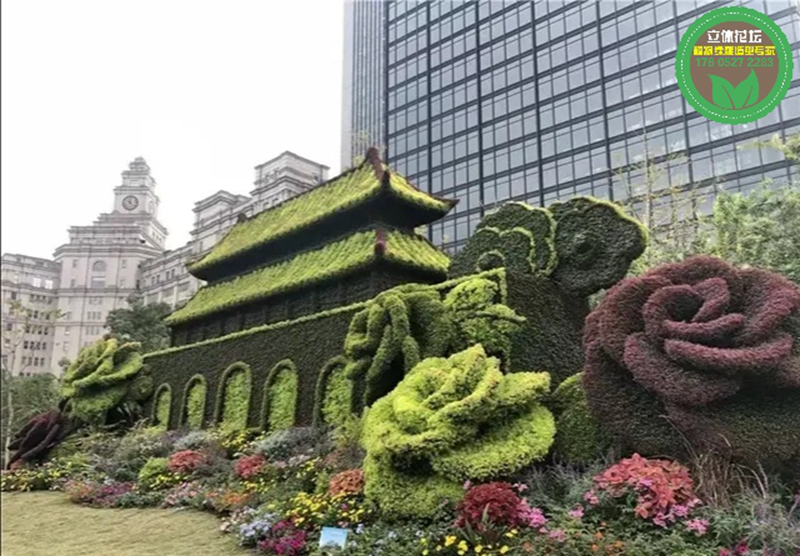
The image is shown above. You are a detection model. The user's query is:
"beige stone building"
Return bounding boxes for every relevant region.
[1,152,328,376]
[1,254,61,376]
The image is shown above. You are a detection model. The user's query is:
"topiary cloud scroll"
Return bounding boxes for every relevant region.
[583,256,800,476]
[362,344,555,520]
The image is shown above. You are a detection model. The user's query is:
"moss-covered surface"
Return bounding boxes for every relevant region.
[153,384,171,428]
[168,229,449,326]
[549,373,610,465]
[362,345,555,520]
[215,363,252,430]
[145,268,588,427]
[187,154,455,277]
[180,375,207,430]
[314,356,352,428]
[263,362,298,432]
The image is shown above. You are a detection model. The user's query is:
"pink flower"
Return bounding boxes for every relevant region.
[734,540,749,555]
[463,480,472,491]
[719,550,731,556]
[548,529,567,542]
[583,490,600,506]
[685,518,709,536]
[513,482,529,493]
[518,501,547,528]
[567,505,585,520]
[672,504,689,518]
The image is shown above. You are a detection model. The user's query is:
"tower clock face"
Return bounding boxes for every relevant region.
[122,195,139,211]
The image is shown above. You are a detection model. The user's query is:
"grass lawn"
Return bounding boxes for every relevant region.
[1,491,248,556]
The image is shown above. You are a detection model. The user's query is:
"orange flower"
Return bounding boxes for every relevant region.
[594,532,604,541]
[591,544,600,552]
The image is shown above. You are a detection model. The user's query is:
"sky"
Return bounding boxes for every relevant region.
[1,0,346,259]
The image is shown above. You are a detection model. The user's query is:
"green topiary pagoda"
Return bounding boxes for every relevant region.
[145,149,458,429]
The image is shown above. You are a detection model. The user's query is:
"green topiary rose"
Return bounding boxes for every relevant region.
[61,337,152,426]
[362,345,555,520]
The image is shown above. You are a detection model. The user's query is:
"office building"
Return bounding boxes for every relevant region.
[342,0,387,168]
[383,0,800,253]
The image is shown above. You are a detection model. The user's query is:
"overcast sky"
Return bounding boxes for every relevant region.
[1,0,345,259]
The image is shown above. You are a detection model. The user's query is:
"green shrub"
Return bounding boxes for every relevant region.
[443,277,525,368]
[252,427,330,461]
[549,373,610,465]
[321,363,353,428]
[216,363,251,430]
[266,366,297,432]
[182,375,207,430]
[137,457,175,491]
[362,345,555,520]
[153,385,171,428]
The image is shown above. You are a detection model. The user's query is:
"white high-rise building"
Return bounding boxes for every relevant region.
[0,152,329,376]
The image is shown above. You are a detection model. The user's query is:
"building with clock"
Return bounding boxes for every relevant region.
[1,153,329,377]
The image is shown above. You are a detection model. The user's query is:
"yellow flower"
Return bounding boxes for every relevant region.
[500,547,509,554]
[445,536,457,547]
[475,546,483,554]
[458,541,468,551]
[423,550,429,556]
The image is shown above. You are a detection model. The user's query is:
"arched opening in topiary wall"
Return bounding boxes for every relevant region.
[180,374,208,430]
[214,362,252,430]
[152,384,172,428]
[261,360,298,432]
[313,356,353,427]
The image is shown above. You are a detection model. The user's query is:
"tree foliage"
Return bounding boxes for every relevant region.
[105,293,171,353]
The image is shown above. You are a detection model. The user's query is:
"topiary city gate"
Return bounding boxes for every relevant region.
[142,148,647,433]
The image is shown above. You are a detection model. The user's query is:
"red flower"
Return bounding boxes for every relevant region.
[234,454,267,480]
[455,482,529,531]
[328,469,364,498]
[167,450,208,474]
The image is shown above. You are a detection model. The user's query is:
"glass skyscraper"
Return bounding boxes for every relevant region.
[383,1,800,253]
[342,0,386,169]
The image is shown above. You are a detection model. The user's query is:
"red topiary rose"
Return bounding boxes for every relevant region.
[583,256,800,473]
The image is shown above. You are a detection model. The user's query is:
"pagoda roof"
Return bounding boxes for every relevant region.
[186,148,457,280]
[166,228,450,326]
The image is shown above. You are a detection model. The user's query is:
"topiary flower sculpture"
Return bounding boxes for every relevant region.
[583,256,800,474]
[345,279,524,408]
[344,285,455,407]
[362,344,555,520]
[61,337,153,426]
[7,409,70,469]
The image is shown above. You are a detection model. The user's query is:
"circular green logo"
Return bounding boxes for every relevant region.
[675,6,793,124]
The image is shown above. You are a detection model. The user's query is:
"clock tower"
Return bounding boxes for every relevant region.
[113,157,160,217]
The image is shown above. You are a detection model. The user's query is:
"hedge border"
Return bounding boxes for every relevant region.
[260,359,297,431]
[213,362,253,427]
[178,374,208,429]
[312,355,349,426]
[151,383,172,427]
